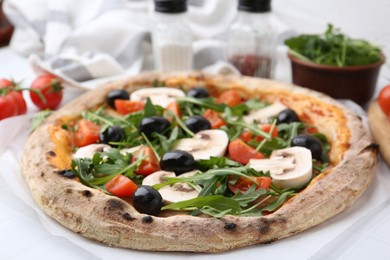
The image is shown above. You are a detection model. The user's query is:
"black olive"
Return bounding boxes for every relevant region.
[184,115,211,133]
[132,185,163,216]
[187,87,209,98]
[160,150,196,175]
[139,116,171,139]
[291,134,323,160]
[277,109,300,124]
[99,125,124,146]
[58,170,76,179]
[106,90,129,109]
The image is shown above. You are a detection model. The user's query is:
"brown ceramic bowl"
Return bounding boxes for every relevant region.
[288,53,385,106]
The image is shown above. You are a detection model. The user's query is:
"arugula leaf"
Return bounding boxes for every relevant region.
[144,97,157,117]
[231,186,268,207]
[285,24,382,66]
[161,195,241,215]
[196,156,241,171]
[30,110,51,132]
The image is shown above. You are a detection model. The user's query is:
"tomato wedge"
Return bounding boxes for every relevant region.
[228,139,264,165]
[165,101,181,119]
[106,175,138,197]
[73,119,101,147]
[132,146,160,176]
[228,176,272,193]
[378,84,390,118]
[114,100,145,115]
[203,109,226,128]
[240,124,278,143]
[217,89,242,107]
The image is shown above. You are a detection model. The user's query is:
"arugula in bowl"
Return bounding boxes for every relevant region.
[284,24,382,67]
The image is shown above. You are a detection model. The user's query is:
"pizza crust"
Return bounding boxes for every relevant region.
[21,72,377,252]
[368,101,390,166]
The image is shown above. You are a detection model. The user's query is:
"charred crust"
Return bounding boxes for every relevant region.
[142,216,154,223]
[47,150,56,157]
[82,190,93,198]
[122,213,135,221]
[40,172,44,177]
[65,188,73,194]
[106,199,125,211]
[360,143,380,154]
[258,218,287,235]
[224,222,237,230]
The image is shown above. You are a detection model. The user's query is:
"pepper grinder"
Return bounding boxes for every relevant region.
[152,0,193,71]
[227,0,276,79]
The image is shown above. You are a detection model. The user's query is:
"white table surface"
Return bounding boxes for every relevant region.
[1,47,390,260]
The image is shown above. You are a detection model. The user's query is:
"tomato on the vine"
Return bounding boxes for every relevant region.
[378,84,390,119]
[30,74,63,110]
[0,79,27,120]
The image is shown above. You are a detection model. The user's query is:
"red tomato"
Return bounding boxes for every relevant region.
[73,119,101,147]
[132,146,160,176]
[115,100,145,115]
[378,84,390,118]
[240,124,278,143]
[203,109,226,128]
[0,79,27,120]
[165,101,181,120]
[217,90,242,107]
[228,139,265,165]
[30,74,63,110]
[106,175,138,197]
[228,176,272,193]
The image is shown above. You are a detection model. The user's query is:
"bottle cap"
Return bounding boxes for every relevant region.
[155,0,187,13]
[238,0,271,13]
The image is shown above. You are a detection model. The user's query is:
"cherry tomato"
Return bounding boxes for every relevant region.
[73,119,101,147]
[30,74,63,110]
[165,101,181,120]
[0,79,27,120]
[228,139,265,165]
[217,90,242,107]
[106,175,138,197]
[240,124,278,143]
[228,176,272,193]
[132,146,160,176]
[378,84,390,118]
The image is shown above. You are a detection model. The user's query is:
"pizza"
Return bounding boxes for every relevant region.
[21,72,377,252]
[368,84,390,166]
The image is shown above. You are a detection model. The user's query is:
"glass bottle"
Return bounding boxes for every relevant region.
[152,0,193,71]
[227,0,276,78]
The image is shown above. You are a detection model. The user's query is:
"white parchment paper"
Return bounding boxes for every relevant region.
[1,102,390,260]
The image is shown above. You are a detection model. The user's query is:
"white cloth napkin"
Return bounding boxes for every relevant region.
[3,0,241,89]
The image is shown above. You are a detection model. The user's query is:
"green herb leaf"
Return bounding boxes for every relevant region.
[30,110,51,132]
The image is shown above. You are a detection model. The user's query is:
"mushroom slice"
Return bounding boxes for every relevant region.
[73,144,111,159]
[142,170,200,204]
[249,146,312,189]
[174,129,229,160]
[244,102,287,124]
[130,87,185,108]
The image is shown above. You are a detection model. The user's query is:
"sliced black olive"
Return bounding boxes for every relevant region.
[277,109,300,124]
[58,170,76,179]
[139,116,171,139]
[160,150,196,175]
[107,90,130,109]
[184,115,211,133]
[132,185,163,216]
[99,125,124,146]
[291,134,323,160]
[187,87,209,98]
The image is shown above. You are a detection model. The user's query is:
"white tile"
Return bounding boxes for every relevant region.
[12,237,100,260]
[0,215,50,258]
[341,237,390,260]
[0,187,31,213]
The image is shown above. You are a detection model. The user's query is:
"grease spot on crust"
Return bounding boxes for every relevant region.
[142,216,153,223]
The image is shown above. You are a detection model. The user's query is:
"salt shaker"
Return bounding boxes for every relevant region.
[227,0,276,78]
[152,0,193,71]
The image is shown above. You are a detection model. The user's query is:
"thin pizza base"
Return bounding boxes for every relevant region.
[21,72,377,252]
[368,101,390,166]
